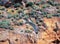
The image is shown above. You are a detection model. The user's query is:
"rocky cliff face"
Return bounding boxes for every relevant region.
[0,17,60,44]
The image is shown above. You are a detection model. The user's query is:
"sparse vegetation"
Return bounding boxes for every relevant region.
[0,0,60,44]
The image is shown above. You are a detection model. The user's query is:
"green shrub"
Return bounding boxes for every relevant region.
[13,14,19,19]
[0,8,5,10]
[53,14,60,17]
[9,26,14,30]
[42,4,50,8]
[14,3,21,8]
[0,20,10,29]
[47,0,54,6]
[46,14,52,18]
[35,2,41,5]
[57,10,60,13]
[19,22,23,25]
[25,30,32,33]
[20,30,23,32]
[7,14,12,19]
[26,2,34,7]
[0,15,3,19]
